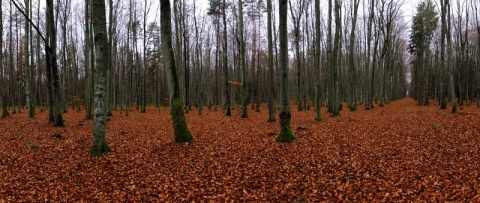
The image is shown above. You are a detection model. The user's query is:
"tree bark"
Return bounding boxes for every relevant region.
[89,0,111,156]
[0,3,7,119]
[46,0,64,126]
[277,0,295,143]
[239,0,248,118]
[314,0,322,121]
[160,0,193,143]
[266,0,276,122]
[223,0,231,116]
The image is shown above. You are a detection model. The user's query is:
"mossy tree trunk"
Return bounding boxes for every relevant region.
[160,0,193,143]
[89,0,111,156]
[277,0,295,143]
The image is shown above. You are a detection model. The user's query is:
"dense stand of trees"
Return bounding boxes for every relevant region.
[1,0,479,146]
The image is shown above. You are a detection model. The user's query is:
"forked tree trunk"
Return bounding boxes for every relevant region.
[160,0,193,143]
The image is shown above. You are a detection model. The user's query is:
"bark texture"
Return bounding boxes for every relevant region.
[89,0,111,156]
[160,0,193,143]
[277,0,295,143]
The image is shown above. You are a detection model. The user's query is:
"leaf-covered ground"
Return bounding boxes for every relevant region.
[1,98,479,202]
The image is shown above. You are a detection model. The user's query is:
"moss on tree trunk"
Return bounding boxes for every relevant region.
[171,98,193,143]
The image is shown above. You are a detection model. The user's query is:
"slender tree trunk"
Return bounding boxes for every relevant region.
[314,0,322,121]
[267,0,276,122]
[277,0,295,143]
[331,0,341,116]
[25,0,35,118]
[84,0,93,120]
[440,0,447,109]
[348,0,360,111]
[107,0,115,115]
[0,2,7,119]
[446,0,456,113]
[239,0,248,118]
[160,0,193,143]
[223,0,231,116]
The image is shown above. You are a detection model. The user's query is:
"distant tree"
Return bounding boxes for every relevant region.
[222,0,232,116]
[314,0,322,121]
[266,0,275,122]
[408,0,438,106]
[277,0,295,142]
[160,0,193,143]
[25,0,35,118]
[239,0,248,118]
[89,0,111,156]
[288,0,307,111]
[0,2,7,119]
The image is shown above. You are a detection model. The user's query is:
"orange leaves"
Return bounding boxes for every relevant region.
[0,99,479,201]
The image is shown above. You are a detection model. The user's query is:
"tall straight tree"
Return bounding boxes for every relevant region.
[277,0,295,143]
[289,0,307,111]
[46,0,64,126]
[84,0,93,120]
[266,0,276,122]
[223,0,231,116]
[446,0,456,113]
[0,2,7,119]
[439,0,448,109]
[160,0,193,143]
[475,1,480,108]
[329,0,341,116]
[25,0,34,118]
[314,0,322,121]
[239,0,248,118]
[348,0,360,111]
[89,0,111,156]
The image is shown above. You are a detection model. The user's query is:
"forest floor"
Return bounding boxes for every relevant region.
[0,98,479,202]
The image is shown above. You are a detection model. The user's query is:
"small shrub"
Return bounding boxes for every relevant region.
[431,124,440,131]
[26,140,38,149]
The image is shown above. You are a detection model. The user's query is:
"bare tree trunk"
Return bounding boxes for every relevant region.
[46,0,64,126]
[25,0,35,118]
[277,0,295,143]
[446,0,457,113]
[89,0,111,156]
[314,0,322,121]
[223,0,231,116]
[0,2,7,119]
[160,0,193,143]
[331,0,342,116]
[440,0,447,109]
[84,0,93,120]
[266,0,276,122]
[348,0,360,111]
[239,0,248,118]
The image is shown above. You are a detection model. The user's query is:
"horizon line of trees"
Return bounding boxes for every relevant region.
[1,0,479,123]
